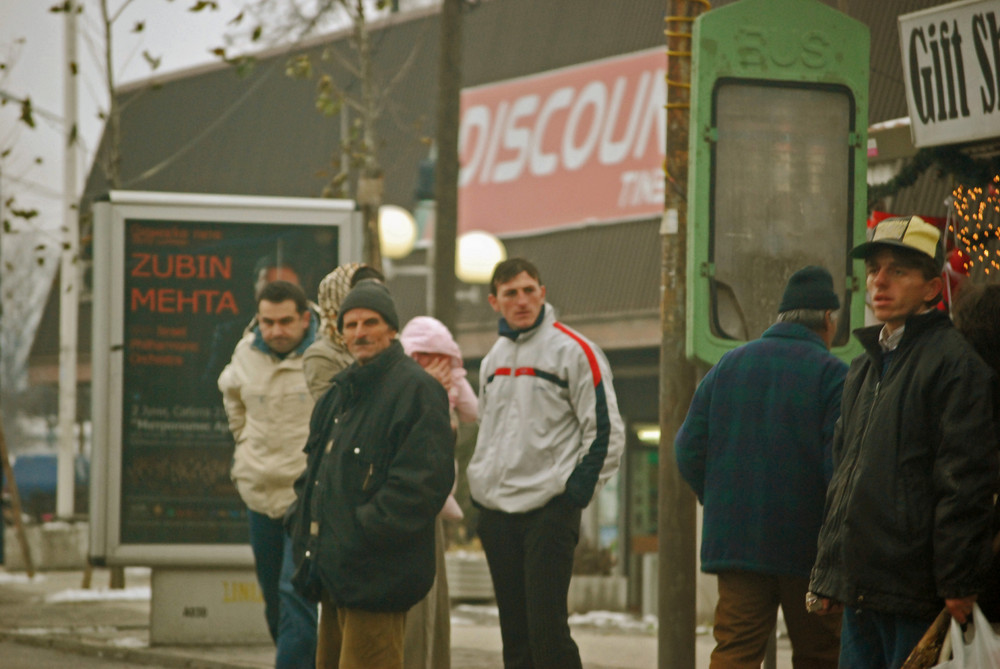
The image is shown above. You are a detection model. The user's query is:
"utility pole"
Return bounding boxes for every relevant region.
[658,1,706,667]
[57,1,80,519]
[433,0,462,333]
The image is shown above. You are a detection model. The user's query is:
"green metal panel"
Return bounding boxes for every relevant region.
[686,0,870,365]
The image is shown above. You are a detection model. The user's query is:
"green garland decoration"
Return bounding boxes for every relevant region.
[868,145,1000,207]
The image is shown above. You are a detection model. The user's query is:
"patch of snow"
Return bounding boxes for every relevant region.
[568,610,658,633]
[45,587,151,603]
[454,603,499,616]
[13,627,73,635]
[109,637,148,648]
[70,625,125,634]
[452,603,658,634]
[0,571,47,585]
[450,603,499,627]
[450,615,481,626]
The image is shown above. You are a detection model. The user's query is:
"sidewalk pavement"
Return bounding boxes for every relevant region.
[0,566,794,668]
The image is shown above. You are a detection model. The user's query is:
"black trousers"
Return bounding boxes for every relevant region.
[477,495,583,669]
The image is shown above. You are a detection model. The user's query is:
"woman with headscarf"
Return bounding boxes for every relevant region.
[398,315,477,669]
[302,263,362,399]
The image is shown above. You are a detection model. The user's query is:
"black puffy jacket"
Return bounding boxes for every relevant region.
[810,310,999,620]
[289,340,454,612]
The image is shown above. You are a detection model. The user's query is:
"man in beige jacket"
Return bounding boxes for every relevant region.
[218,280,318,668]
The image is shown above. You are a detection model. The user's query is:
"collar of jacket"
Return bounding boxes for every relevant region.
[760,321,828,349]
[854,308,951,361]
[251,310,319,358]
[336,339,406,394]
[497,304,548,341]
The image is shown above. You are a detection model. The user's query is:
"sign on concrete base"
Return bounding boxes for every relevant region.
[150,568,271,645]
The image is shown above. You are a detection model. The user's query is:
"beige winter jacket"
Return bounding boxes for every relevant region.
[218,332,315,518]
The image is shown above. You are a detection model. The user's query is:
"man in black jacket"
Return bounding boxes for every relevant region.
[290,281,454,669]
[809,215,999,669]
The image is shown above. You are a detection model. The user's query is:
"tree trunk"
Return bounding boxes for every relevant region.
[99,0,121,188]
[353,2,383,270]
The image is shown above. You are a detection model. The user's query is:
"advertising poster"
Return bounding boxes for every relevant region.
[91,192,359,565]
[121,220,338,544]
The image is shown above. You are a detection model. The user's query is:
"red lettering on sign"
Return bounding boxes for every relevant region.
[130,253,233,280]
[130,288,240,314]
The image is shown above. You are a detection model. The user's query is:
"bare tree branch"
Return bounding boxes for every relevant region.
[108,0,139,26]
[373,22,425,118]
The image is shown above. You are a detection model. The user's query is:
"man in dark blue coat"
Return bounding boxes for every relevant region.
[676,265,847,669]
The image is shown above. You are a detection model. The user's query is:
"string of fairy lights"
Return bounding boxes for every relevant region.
[951,174,1000,276]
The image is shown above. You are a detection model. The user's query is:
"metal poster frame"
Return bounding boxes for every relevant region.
[90,191,360,566]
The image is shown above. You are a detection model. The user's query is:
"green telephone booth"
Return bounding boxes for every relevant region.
[686,0,870,365]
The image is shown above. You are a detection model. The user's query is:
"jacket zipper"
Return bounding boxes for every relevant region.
[828,371,882,604]
[858,379,881,450]
[840,377,882,512]
[309,402,347,557]
[312,437,336,540]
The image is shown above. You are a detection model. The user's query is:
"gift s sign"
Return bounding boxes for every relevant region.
[900,0,1000,147]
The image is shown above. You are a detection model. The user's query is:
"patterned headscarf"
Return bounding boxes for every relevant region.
[317,263,362,348]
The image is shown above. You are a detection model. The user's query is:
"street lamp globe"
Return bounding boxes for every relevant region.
[378,205,418,259]
[456,231,506,284]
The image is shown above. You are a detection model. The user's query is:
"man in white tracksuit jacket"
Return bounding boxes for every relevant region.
[467,258,625,669]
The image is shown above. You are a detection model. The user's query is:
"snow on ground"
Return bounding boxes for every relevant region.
[0,571,45,585]
[2,568,667,637]
[45,586,151,603]
[568,610,658,634]
[0,566,152,603]
[453,603,659,635]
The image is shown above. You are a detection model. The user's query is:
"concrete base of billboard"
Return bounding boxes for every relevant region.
[3,521,88,571]
[149,568,271,645]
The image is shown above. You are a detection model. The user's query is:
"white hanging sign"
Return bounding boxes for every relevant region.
[899,0,1000,147]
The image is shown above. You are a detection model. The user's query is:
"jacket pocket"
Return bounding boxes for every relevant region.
[899,467,927,527]
[352,450,386,500]
[291,537,323,602]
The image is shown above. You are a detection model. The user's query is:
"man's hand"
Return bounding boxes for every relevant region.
[945,595,977,624]
[806,592,843,616]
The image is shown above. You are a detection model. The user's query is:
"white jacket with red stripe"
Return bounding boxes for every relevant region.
[468,306,624,513]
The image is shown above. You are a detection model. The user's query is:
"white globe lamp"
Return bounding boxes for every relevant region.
[456,231,507,284]
[378,205,418,259]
